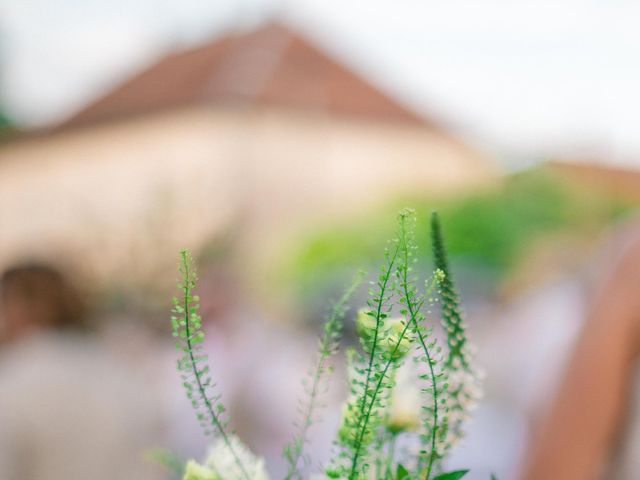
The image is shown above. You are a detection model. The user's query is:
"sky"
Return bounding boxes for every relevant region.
[1,0,640,165]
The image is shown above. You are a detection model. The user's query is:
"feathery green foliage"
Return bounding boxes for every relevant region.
[282,168,633,307]
[171,209,483,480]
[328,209,456,480]
[430,213,468,369]
[395,211,446,478]
[172,249,251,480]
[330,232,401,479]
[283,271,364,480]
[145,448,186,478]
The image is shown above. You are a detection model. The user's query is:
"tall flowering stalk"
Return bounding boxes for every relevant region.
[172,250,253,480]
[330,233,402,479]
[430,213,481,453]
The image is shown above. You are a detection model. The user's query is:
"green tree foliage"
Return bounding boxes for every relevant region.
[0,109,13,140]
[280,168,633,304]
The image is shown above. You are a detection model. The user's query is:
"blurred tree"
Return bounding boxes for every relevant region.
[0,109,12,139]
[276,166,635,311]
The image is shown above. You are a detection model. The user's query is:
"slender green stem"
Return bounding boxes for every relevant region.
[413,323,439,480]
[349,214,441,480]
[181,253,251,480]
[283,353,325,480]
[385,433,397,479]
[396,228,440,480]
[348,244,400,479]
[349,314,415,479]
[285,273,361,480]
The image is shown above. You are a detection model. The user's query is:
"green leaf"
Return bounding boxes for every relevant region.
[432,470,470,480]
[490,475,498,480]
[396,463,409,480]
[144,448,185,476]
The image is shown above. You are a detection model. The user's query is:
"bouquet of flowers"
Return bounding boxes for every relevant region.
[163,209,484,480]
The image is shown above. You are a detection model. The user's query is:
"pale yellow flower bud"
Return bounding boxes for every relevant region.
[385,365,421,434]
[383,316,412,360]
[183,460,218,480]
[355,309,411,360]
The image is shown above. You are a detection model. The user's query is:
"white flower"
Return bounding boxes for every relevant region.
[205,435,269,480]
[183,459,218,480]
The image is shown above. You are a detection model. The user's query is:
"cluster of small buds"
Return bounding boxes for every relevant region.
[427,212,485,466]
[440,301,471,370]
[436,324,482,454]
[439,312,482,451]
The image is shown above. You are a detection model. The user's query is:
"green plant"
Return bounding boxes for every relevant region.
[171,250,261,480]
[167,210,483,480]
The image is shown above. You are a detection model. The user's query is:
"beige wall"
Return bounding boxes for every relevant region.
[0,105,499,285]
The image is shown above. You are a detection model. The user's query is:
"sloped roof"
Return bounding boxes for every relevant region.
[62,22,430,128]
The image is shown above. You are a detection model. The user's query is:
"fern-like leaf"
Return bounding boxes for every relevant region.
[343,240,403,479]
[172,249,251,480]
[394,210,447,480]
[326,223,403,479]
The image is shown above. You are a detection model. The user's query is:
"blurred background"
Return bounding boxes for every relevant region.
[1,1,640,479]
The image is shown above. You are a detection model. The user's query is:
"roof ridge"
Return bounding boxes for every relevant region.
[59,20,431,129]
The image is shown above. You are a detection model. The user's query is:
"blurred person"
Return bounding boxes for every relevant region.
[520,226,640,479]
[0,263,163,480]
